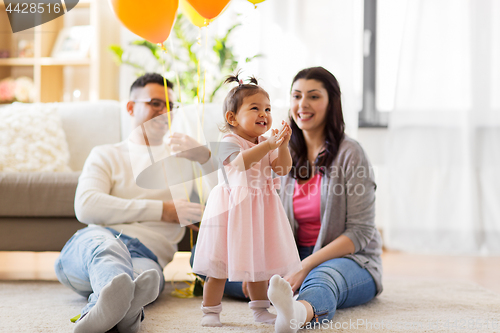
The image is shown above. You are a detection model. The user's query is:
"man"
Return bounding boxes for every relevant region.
[55,73,215,333]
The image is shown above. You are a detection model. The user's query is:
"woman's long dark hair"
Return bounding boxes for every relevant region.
[289,67,345,180]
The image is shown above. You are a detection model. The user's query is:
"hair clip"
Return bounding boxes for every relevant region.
[238,79,243,86]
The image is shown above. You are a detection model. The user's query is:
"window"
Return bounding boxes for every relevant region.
[359,0,408,127]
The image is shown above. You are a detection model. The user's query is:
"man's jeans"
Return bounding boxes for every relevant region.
[190,244,376,322]
[54,226,164,317]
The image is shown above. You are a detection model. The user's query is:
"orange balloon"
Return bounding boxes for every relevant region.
[109,0,178,43]
[185,0,231,20]
[179,0,212,28]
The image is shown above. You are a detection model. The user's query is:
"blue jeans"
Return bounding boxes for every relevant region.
[190,244,376,322]
[297,258,376,323]
[54,226,165,317]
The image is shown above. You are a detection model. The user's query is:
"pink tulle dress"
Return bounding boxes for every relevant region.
[192,133,301,282]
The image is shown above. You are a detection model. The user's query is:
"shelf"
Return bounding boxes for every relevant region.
[0,0,119,103]
[0,58,35,66]
[39,58,90,66]
[0,58,90,66]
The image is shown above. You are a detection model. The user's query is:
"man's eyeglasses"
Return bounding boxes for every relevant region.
[133,98,179,112]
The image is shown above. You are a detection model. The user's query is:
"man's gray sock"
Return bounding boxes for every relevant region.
[117,269,160,333]
[74,273,134,333]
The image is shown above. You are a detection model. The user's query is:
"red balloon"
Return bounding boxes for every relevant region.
[185,0,231,20]
[109,0,178,43]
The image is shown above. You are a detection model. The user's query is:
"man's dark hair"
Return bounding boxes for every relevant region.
[129,73,173,95]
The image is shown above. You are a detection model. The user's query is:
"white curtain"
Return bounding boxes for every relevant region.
[215,0,364,136]
[385,0,500,254]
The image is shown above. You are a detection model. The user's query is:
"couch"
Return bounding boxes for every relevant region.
[0,101,123,251]
[0,100,222,252]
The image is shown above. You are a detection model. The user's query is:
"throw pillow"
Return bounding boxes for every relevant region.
[0,103,72,172]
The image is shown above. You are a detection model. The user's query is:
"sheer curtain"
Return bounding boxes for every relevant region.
[216,0,364,136]
[385,0,500,254]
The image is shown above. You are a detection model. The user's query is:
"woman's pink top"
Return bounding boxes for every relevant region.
[293,173,322,246]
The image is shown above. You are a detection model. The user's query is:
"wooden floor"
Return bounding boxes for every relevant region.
[1,250,499,294]
[381,251,500,294]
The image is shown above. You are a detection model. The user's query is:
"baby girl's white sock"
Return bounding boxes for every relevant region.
[268,275,307,333]
[201,303,223,327]
[249,300,277,324]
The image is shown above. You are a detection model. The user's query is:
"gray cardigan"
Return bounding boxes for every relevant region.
[279,135,383,295]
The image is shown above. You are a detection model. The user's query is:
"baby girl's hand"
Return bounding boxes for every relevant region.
[267,128,285,150]
[279,121,292,147]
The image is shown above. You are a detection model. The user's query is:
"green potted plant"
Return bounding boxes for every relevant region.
[109,13,261,104]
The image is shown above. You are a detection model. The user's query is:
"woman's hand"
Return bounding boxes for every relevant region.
[284,267,310,293]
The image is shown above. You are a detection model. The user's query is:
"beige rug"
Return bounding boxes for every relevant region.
[1,277,499,333]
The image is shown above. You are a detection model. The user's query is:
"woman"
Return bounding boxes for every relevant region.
[191,67,382,331]
[266,66,383,332]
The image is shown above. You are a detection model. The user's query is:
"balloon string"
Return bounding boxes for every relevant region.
[170,273,203,299]
[201,27,208,131]
[158,44,190,217]
[169,33,205,241]
[195,27,209,233]
[158,43,172,131]
[159,45,191,216]
[195,38,206,234]
[198,26,209,210]
[196,28,201,105]
[190,228,193,249]
[165,40,198,208]
[196,62,201,105]
[169,39,183,106]
[167,36,205,229]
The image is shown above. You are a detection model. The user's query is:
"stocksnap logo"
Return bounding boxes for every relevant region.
[4,0,80,33]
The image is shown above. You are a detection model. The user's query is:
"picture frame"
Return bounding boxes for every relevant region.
[51,25,93,59]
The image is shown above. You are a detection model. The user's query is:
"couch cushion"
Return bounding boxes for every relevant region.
[0,172,80,217]
[0,217,84,251]
[57,100,122,171]
[0,103,72,172]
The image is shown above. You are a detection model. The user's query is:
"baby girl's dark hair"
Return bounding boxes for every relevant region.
[221,71,269,133]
